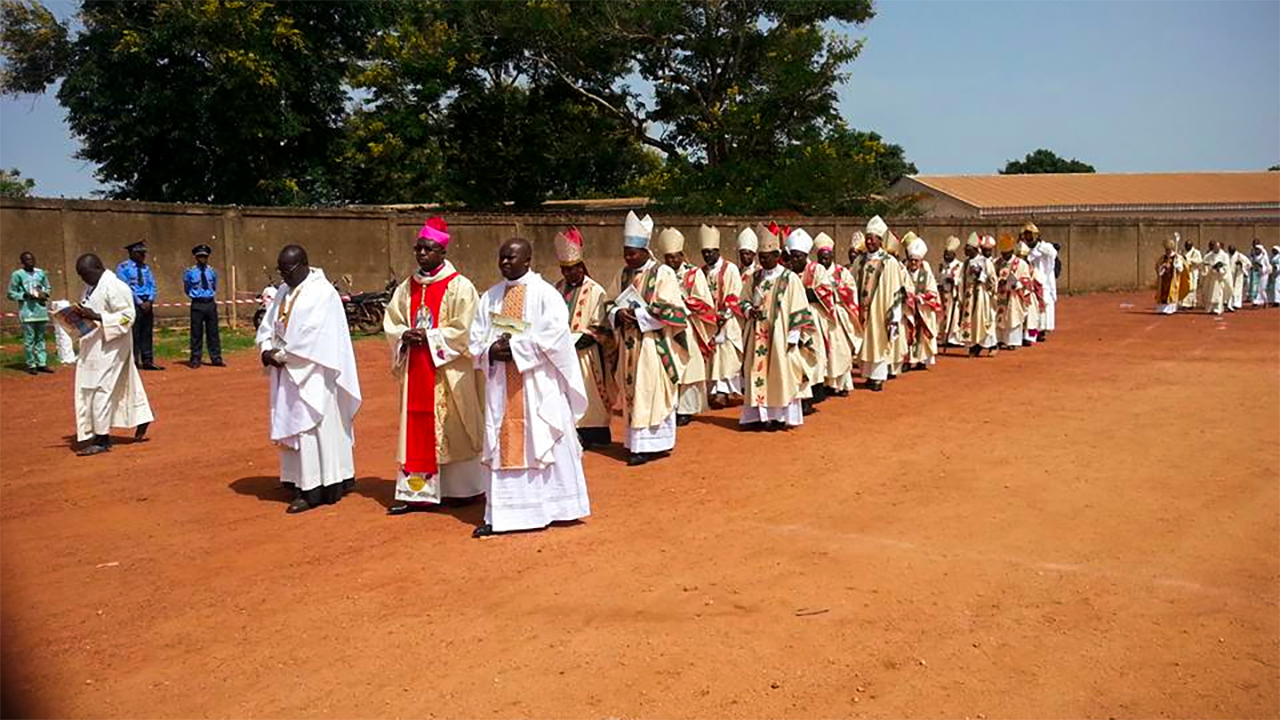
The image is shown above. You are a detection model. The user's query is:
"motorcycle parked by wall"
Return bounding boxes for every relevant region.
[339,274,396,335]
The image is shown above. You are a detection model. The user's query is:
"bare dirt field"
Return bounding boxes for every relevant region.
[2,291,1277,719]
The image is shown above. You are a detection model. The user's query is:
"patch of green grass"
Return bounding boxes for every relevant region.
[0,324,259,372]
[1,322,382,373]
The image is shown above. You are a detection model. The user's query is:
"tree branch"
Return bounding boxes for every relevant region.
[531,51,681,158]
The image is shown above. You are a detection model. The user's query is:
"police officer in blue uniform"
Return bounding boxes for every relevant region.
[116,240,163,370]
[184,244,225,368]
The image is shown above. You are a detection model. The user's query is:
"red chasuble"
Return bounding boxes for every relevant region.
[404,272,457,474]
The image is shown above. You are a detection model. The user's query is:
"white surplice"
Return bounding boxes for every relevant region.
[1028,240,1058,331]
[470,271,590,533]
[255,267,362,491]
[1202,249,1231,315]
[74,270,154,441]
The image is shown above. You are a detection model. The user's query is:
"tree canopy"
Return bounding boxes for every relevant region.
[1,0,918,213]
[1000,148,1095,175]
[0,167,36,197]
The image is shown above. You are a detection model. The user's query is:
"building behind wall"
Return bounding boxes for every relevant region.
[890,171,1280,220]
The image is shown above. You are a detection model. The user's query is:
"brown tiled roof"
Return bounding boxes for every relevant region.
[905,172,1280,215]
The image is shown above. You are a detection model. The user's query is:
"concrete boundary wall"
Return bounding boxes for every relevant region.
[2,197,1277,325]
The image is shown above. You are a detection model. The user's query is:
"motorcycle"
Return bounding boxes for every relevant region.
[339,274,397,335]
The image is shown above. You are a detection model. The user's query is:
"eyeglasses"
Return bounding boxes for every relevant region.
[277,261,302,277]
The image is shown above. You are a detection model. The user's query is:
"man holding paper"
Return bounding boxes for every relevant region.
[68,254,153,456]
[469,237,591,537]
[255,245,361,513]
[606,211,689,467]
[383,217,487,515]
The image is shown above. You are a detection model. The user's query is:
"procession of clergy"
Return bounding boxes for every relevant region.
[1154,233,1280,315]
[70,212,1069,538]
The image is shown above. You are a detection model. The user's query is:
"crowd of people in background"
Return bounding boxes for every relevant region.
[13,213,1275,538]
[1160,235,1280,315]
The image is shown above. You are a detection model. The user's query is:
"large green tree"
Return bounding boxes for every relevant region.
[2,0,914,212]
[1,0,383,205]
[1000,148,1095,175]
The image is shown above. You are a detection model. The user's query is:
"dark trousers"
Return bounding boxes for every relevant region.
[189,298,222,362]
[133,302,155,365]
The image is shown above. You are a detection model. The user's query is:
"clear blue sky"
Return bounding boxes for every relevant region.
[1,0,1277,198]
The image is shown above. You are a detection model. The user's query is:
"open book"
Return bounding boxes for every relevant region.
[52,305,96,339]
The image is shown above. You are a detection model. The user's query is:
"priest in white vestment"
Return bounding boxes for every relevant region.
[1227,244,1250,312]
[69,254,154,455]
[1248,240,1272,308]
[1024,223,1058,341]
[1180,236,1202,309]
[256,245,362,514]
[938,235,964,350]
[605,211,689,467]
[1201,242,1231,316]
[702,225,746,408]
[469,238,590,537]
[383,218,487,514]
[1270,246,1280,306]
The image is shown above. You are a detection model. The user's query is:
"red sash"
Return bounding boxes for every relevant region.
[404,273,457,474]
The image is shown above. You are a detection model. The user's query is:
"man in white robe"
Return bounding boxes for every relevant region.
[1227,244,1250,312]
[1270,246,1280,306]
[606,211,689,467]
[702,226,746,408]
[256,245,362,514]
[69,254,154,455]
[1024,223,1058,341]
[1248,240,1271,308]
[1180,235,1202,309]
[469,238,590,537]
[1201,241,1231,316]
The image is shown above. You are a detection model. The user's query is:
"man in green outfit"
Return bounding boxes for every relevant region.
[8,251,53,375]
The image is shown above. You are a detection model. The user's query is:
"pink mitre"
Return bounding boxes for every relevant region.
[418,216,450,246]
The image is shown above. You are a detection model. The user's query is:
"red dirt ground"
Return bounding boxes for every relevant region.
[1,291,1277,719]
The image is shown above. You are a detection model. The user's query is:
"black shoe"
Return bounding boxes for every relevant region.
[134,422,150,441]
[968,346,981,357]
[36,366,53,374]
[285,497,313,514]
[472,524,496,538]
[140,363,165,371]
[676,414,693,427]
[627,452,651,467]
[187,360,201,369]
[210,359,226,367]
[24,367,37,375]
[1021,340,1034,347]
[387,502,427,516]
[866,380,883,392]
[801,399,816,416]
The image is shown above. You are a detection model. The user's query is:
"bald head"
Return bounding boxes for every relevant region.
[277,245,310,287]
[76,253,106,285]
[499,237,532,281]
